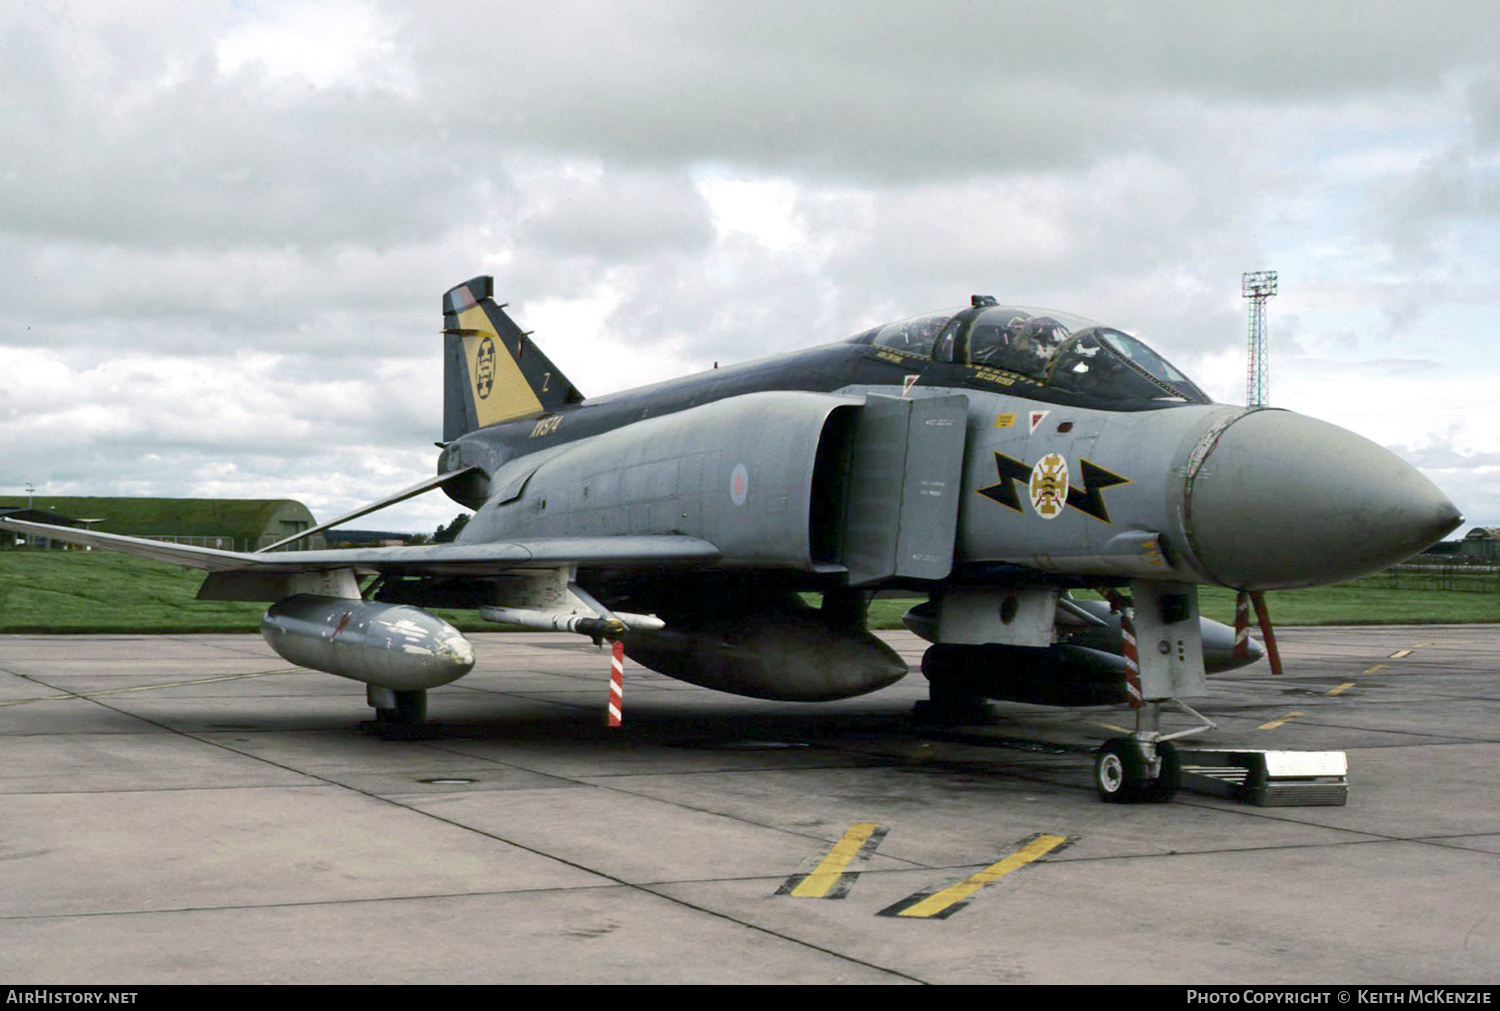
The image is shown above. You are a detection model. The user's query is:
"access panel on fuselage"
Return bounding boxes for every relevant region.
[837,394,968,586]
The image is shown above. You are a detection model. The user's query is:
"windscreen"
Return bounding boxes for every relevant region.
[1045,328,1208,403]
[956,306,1208,404]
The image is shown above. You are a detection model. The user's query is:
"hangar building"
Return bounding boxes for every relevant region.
[0,497,324,551]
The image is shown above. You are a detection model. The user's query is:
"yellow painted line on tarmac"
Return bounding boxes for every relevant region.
[1258,711,1304,730]
[884,834,1068,919]
[0,669,303,707]
[1411,642,1436,648]
[1362,664,1387,675]
[1389,649,1413,659]
[1326,683,1356,696]
[789,823,884,898]
[1093,722,1131,734]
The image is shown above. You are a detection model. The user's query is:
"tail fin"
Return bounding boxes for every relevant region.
[442,276,585,440]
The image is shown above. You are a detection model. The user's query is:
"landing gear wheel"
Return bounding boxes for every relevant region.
[913,647,996,726]
[1095,738,1146,803]
[912,683,996,726]
[1143,741,1181,803]
[359,689,439,740]
[1094,738,1180,804]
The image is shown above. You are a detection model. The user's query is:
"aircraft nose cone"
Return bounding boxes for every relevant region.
[1185,410,1462,589]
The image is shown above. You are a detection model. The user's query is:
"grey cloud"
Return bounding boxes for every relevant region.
[1400,444,1500,470]
[1375,149,1500,264]
[596,236,847,366]
[1466,73,1500,150]
[688,1,1499,99]
[1287,356,1443,376]
[0,8,485,251]
[396,1,1500,182]
[513,168,715,261]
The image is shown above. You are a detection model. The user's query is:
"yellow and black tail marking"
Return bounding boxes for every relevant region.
[442,276,584,440]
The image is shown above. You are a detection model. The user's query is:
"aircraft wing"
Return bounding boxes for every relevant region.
[0,518,720,576]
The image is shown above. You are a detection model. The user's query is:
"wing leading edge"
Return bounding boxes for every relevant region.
[0,518,720,577]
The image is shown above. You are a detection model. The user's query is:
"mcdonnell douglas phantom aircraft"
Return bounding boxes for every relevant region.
[2,277,1462,802]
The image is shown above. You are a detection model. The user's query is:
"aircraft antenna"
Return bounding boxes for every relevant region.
[1242,270,1277,407]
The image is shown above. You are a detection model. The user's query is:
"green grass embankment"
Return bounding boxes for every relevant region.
[863,582,1497,629]
[1,550,1495,634]
[0,551,489,633]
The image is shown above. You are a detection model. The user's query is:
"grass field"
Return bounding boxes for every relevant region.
[0,549,1495,634]
[0,551,487,633]
[865,584,1498,629]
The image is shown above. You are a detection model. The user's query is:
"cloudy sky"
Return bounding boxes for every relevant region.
[3,0,1498,534]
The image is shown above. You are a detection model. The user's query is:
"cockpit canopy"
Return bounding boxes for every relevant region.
[857,304,1210,405]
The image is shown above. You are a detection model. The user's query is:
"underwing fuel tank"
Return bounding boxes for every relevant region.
[260,595,476,691]
[624,617,908,702]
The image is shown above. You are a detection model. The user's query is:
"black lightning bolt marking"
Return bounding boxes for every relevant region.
[1066,459,1132,524]
[976,451,1033,512]
[977,453,1131,523]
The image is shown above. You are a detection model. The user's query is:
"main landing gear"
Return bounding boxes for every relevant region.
[359,686,438,740]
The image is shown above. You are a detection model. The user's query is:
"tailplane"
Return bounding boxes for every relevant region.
[442,276,584,440]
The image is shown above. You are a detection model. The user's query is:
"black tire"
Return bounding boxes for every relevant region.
[919,644,965,683]
[1143,741,1181,803]
[1095,738,1146,803]
[393,690,427,725]
[917,646,994,725]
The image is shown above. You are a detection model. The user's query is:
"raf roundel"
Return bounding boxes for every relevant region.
[730,463,749,506]
[1029,453,1069,520]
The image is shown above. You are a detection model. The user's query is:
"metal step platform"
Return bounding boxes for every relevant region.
[1177,748,1348,806]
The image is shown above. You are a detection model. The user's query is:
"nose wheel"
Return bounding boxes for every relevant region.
[1094,738,1181,803]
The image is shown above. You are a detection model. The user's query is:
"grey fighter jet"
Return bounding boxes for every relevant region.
[2,277,1462,802]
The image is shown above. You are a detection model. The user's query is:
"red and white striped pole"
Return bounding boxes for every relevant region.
[1120,608,1143,709]
[607,639,624,727]
[1233,589,1251,660]
[1103,589,1143,709]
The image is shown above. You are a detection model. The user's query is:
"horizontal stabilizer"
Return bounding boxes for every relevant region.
[256,467,481,553]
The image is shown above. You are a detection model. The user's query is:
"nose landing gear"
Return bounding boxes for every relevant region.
[1094,737,1182,803]
[1093,697,1213,803]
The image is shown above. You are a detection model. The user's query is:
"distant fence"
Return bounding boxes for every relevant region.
[1375,563,1500,593]
[139,535,331,552]
[5,533,289,552]
[140,535,266,552]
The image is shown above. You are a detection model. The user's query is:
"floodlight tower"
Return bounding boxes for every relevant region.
[1242,270,1277,407]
